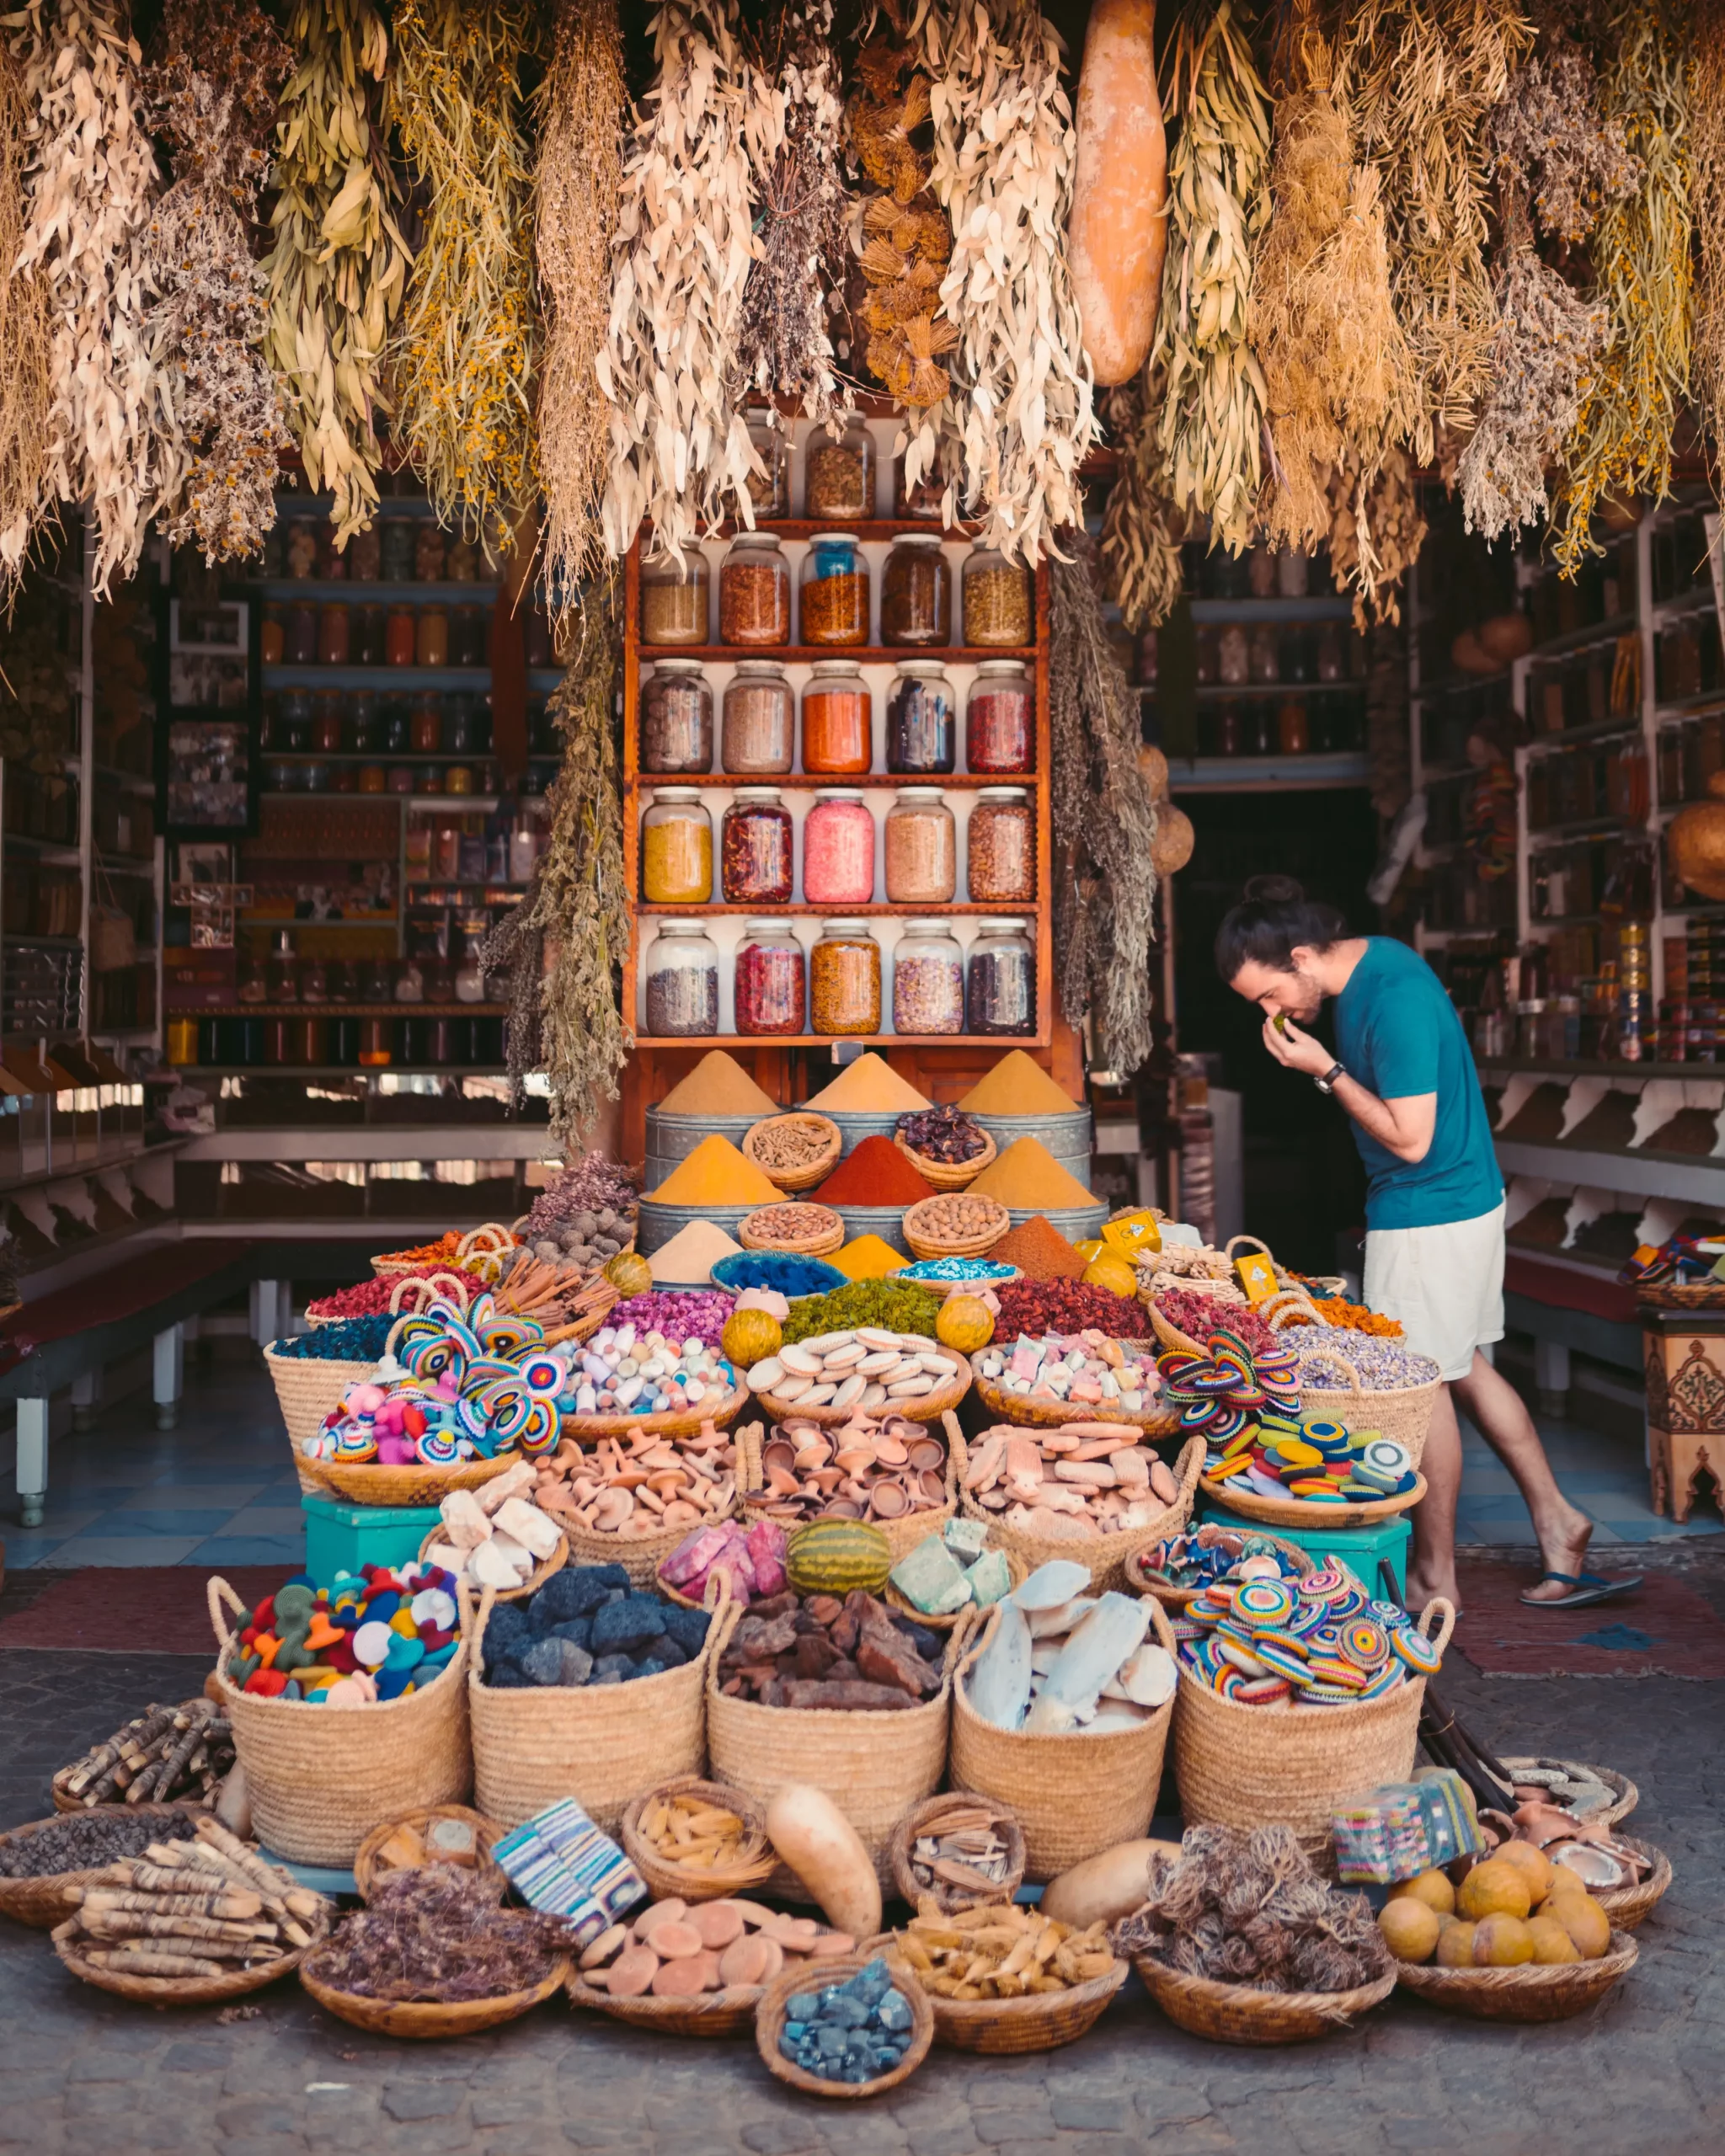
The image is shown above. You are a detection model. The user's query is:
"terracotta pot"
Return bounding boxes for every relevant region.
[1450,629,1501,678]
[1668,771,1725,902]
[1477,612,1533,665]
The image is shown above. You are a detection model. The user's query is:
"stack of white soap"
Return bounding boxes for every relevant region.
[425,1458,564,1592]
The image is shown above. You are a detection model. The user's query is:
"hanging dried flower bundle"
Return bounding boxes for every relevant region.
[264,0,411,550]
[387,0,541,552]
[535,0,624,637]
[13,0,166,600]
[1099,372,1185,633]
[1554,8,1691,574]
[1487,47,1639,244]
[599,0,758,566]
[140,0,293,567]
[734,0,852,428]
[1324,447,1427,628]
[906,0,1097,560]
[0,38,52,604]
[1049,534,1160,1078]
[1690,0,1725,475]
[1150,0,1271,558]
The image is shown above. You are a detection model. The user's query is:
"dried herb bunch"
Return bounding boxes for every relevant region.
[1151,0,1272,558]
[847,8,956,414]
[1324,447,1426,628]
[1049,534,1160,1077]
[1337,0,1535,460]
[1554,7,1692,574]
[734,0,851,427]
[13,0,166,600]
[1690,0,1725,474]
[140,0,293,568]
[1099,371,1186,633]
[1487,46,1638,243]
[307,1866,569,2002]
[264,0,411,549]
[1112,1823,1391,1994]
[0,37,52,603]
[535,0,624,634]
[387,0,541,552]
[908,0,1097,560]
[600,0,758,567]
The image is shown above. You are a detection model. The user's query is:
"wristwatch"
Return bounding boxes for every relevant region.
[1315,1062,1345,1096]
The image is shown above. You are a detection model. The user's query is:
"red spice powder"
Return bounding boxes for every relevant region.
[985,1214,1087,1281]
[814,1134,935,1207]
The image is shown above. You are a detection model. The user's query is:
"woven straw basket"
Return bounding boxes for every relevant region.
[949,1597,1180,1881]
[706,1612,970,1892]
[870,1934,1129,2055]
[886,1793,1027,1914]
[352,1804,507,1903]
[1133,1957,1397,2045]
[751,1360,972,1431]
[263,1343,375,1496]
[756,1955,934,2099]
[542,1487,741,1591]
[1393,1932,1637,2022]
[738,1411,965,1563]
[1172,1598,1457,1868]
[301,1956,569,2037]
[739,1205,846,1257]
[297,1449,519,1512]
[555,1375,750,1444]
[1126,1521,1314,1611]
[884,1541,1025,1633]
[417,1526,569,1604]
[56,1905,334,2009]
[462,1579,734,1836]
[618,1774,776,1905]
[567,1964,766,2039]
[1593,1837,1671,1932]
[1196,1472,1428,1534]
[742,1113,842,1193]
[1289,1343,1440,1469]
[895,1129,996,1191]
[959,1433,1205,1595]
[1498,1757,1637,1827]
[968,1340,1181,1436]
[207,1577,472,1867]
[902,1194,1011,1262]
[0,1806,204,1929]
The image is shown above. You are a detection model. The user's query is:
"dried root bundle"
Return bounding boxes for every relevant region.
[0,36,52,602]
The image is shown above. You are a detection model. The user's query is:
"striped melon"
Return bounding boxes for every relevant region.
[785,1519,894,1597]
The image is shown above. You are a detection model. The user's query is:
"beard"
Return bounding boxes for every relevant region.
[1281,965,1325,1025]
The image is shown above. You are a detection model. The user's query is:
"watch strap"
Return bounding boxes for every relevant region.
[1316,1062,1344,1095]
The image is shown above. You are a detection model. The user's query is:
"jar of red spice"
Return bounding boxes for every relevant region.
[804,789,875,905]
[719,533,790,647]
[811,920,881,1034]
[885,787,955,903]
[410,697,442,754]
[734,918,806,1036]
[966,787,1035,903]
[312,694,344,753]
[802,661,872,773]
[260,605,285,665]
[386,606,417,668]
[720,788,794,904]
[965,659,1033,773]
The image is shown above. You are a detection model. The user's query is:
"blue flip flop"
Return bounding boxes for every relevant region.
[1519,1570,1643,1609]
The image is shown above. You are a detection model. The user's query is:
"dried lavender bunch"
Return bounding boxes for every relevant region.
[1488,48,1640,244]
[521,1155,639,1238]
[306,1867,570,2003]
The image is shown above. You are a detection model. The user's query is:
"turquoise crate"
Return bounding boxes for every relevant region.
[1197,1496,1413,1604]
[302,1495,441,1585]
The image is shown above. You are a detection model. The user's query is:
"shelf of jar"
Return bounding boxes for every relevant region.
[238,915,401,930]
[260,751,557,764]
[1522,715,1643,751]
[635,645,1037,664]
[1165,753,1369,791]
[172,1065,510,1080]
[254,579,499,603]
[189,1004,508,1018]
[1525,611,1637,660]
[713,520,979,542]
[256,794,502,812]
[636,901,1037,917]
[632,1033,1044,1049]
[1653,690,1725,721]
[1527,817,1630,846]
[3,835,83,865]
[261,665,491,689]
[626,771,1038,790]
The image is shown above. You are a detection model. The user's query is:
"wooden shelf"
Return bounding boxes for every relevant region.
[628,771,1038,790]
[187,1004,507,1018]
[638,645,1036,664]
[633,1033,1036,1049]
[637,902,1035,917]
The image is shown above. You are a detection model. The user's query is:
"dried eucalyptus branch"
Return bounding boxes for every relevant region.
[12,0,166,599]
[535,0,624,633]
[387,0,541,551]
[264,0,411,549]
[1099,372,1185,634]
[0,36,52,602]
[1690,0,1725,474]
[141,0,293,566]
[599,0,758,567]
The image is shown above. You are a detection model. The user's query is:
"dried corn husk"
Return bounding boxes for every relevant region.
[599,0,758,568]
[12,0,166,600]
[0,35,51,603]
[535,0,624,637]
[1690,0,1725,475]
[387,0,541,553]
[1099,372,1185,634]
[263,0,410,550]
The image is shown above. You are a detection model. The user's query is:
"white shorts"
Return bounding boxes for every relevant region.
[1361,1199,1505,1384]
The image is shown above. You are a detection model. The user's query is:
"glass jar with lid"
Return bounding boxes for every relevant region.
[640,552,710,646]
[721,787,794,904]
[892,921,964,1035]
[802,660,872,773]
[804,789,875,905]
[967,787,1035,903]
[644,921,719,1037]
[811,920,881,1034]
[718,532,790,646]
[734,919,807,1036]
[380,517,415,582]
[885,787,956,903]
[744,416,790,520]
[894,452,944,520]
[640,787,713,903]
[721,660,793,772]
[882,536,952,647]
[887,660,955,773]
[640,660,713,773]
[799,532,869,647]
[961,543,1033,647]
[965,660,1033,773]
[804,418,875,520]
[416,606,450,667]
[967,917,1035,1034]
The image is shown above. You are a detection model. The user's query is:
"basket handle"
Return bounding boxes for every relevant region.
[940,1407,968,1489]
[1144,1590,1179,1661]
[457,1577,496,1672]
[1417,1596,1457,1660]
[389,1274,439,1316]
[1292,1344,1365,1393]
[207,1575,248,1654]
[1224,1234,1274,1263]
[1263,1290,1325,1331]
[1171,1433,1205,1509]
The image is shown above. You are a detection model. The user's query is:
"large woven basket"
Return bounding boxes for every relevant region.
[752,1360,971,1431]
[542,1486,742,1592]
[902,1195,1011,1262]
[1196,1472,1428,1533]
[1498,1757,1637,1826]
[949,1598,1179,1881]
[463,1580,733,1836]
[618,1774,775,1904]
[297,1449,519,1512]
[959,1433,1205,1595]
[1393,1932,1637,2021]
[871,1935,1129,2055]
[1132,1956,1397,2045]
[756,1954,934,2099]
[301,1956,569,2037]
[263,1343,375,1496]
[968,1340,1180,1436]
[706,1613,969,1891]
[55,1905,333,2008]
[1289,1343,1440,1469]
[0,1806,204,1929]
[742,1113,842,1193]
[738,1412,964,1563]
[1126,1521,1314,1612]
[1172,1598,1457,1868]
[207,1577,472,1868]
[895,1129,996,1191]
[554,1375,750,1444]
[567,1964,765,2038]
[739,1204,846,1257]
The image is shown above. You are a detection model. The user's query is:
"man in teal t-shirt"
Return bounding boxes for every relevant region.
[1213,876,1637,1615]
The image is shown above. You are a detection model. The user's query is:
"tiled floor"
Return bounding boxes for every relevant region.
[2,1361,1720,1567]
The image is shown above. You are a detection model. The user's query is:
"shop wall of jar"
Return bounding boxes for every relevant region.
[1417,858,1517,934]
[1526,638,1639,737]
[1525,739,1648,832]
[1418,676,1516,772]
[1524,536,1637,643]
[1656,711,1725,808]
[167,1011,511,1073]
[1654,609,1724,707]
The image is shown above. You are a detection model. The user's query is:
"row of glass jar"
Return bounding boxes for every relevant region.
[264,760,505,798]
[743,419,937,523]
[264,689,494,757]
[274,516,487,585]
[239,940,504,1007]
[640,787,1035,907]
[644,918,1036,1038]
[168,1015,509,1070]
[642,536,1033,651]
[263,600,489,670]
[406,811,545,886]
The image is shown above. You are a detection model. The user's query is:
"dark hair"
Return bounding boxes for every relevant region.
[1214,875,1348,981]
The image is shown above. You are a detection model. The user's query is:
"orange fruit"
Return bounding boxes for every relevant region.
[1377,1899,1440,1964]
[1434,1920,1477,1968]
[1490,1840,1552,1904]
[1457,1858,1531,1923]
[1391,1870,1456,1917]
[1472,1915,1535,1967]
[1527,1915,1582,1965]
[1542,1888,1610,1960]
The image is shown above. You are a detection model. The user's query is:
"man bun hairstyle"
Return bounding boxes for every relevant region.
[1214,874,1348,981]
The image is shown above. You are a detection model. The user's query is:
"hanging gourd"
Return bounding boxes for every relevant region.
[1067,0,1167,387]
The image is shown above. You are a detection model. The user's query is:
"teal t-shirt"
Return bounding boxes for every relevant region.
[1332,937,1503,1230]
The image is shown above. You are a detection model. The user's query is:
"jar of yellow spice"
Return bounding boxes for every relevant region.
[640,787,713,904]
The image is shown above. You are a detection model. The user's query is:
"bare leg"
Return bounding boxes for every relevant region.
[1407,1382,1462,1612]
[1450,1350,1594,1601]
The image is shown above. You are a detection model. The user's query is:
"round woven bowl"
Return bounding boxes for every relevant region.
[53,1898,333,2008]
[756,1954,935,2099]
[1195,1472,1429,1532]
[744,1113,843,1193]
[353,1804,507,1903]
[902,1194,1012,1262]
[1635,1279,1725,1309]
[554,1374,750,1444]
[1498,1758,1637,1826]
[619,1774,776,1904]
[296,1449,519,1510]
[1125,1522,1314,1610]
[960,1432,1206,1597]
[1132,1956,1397,2045]
[886,1793,1027,1914]
[0,1806,205,1929]
[1591,1837,1671,1931]
[740,1203,846,1257]
[967,1341,1178,1435]
[752,1363,971,1432]
[416,1524,569,1604]
[262,1342,376,1458]
[738,1417,961,1566]
[568,1964,765,2038]
[301,1956,569,2037]
[1393,1931,1637,2021]
[895,1129,996,1191]
[873,1939,1130,2055]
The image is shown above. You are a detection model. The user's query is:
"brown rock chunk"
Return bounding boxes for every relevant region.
[830,1590,873,1656]
[793,1630,844,1680]
[803,1594,845,1628]
[780,1678,921,1710]
[857,1608,941,1697]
